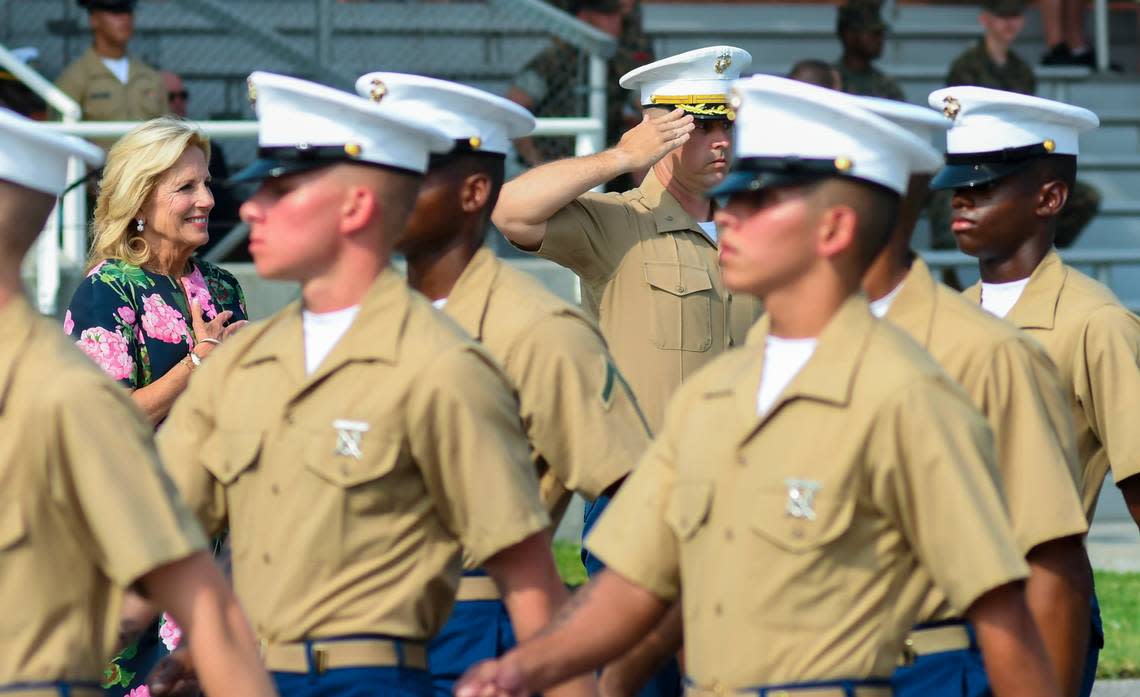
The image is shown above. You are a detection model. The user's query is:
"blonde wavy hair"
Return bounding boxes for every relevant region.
[86,116,211,272]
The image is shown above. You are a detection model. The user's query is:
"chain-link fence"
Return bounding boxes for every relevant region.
[3,0,653,265]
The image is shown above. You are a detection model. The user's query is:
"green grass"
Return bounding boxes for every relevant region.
[1096,570,1140,678]
[551,548,1140,679]
[554,540,588,587]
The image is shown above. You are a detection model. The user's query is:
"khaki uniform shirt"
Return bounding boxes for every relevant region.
[587,296,1027,689]
[443,248,649,532]
[536,169,764,432]
[55,48,166,123]
[0,298,206,683]
[885,258,1087,622]
[965,250,1140,521]
[157,269,549,643]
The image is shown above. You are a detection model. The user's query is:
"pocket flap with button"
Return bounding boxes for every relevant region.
[0,502,27,551]
[202,431,262,485]
[644,262,714,297]
[750,486,856,552]
[305,432,401,488]
[665,482,713,540]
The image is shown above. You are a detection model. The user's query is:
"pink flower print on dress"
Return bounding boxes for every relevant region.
[158,612,182,651]
[140,294,189,344]
[63,310,74,336]
[127,686,151,697]
[86,260,107,278]
[117,306,136,325]
[181,267,217,320]
[75,326,134,380]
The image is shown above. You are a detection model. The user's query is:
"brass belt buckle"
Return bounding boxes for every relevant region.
[313,647,330,674]
[901,637,917,666]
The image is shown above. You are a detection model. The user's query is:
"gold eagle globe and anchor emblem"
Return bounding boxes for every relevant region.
[942,95,962,121]
[714,52,733,75]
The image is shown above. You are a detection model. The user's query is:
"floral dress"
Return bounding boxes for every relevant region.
[64,257,245,696]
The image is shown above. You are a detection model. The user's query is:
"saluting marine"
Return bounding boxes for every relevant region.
[932,85,1140,697]
[0,110,274,697]
[455,75,1061,697]
[156,73,572,696]
[492,45,764,436]
[355,71,648,697]
[854,96,1092,697]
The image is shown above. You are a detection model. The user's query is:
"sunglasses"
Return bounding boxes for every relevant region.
[168,90,189,102]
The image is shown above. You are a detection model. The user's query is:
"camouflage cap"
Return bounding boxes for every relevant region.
[572,0,623,13]
[982,0,1027,17]
[837,0,889,34]
[77,0,137,12]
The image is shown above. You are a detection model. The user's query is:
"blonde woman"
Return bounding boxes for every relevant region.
[63,117,247,695]
[66,116,247,426]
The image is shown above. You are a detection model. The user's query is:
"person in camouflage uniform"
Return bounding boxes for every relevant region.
[930,0,1100,262]
[834,0,905,102]
[507,0,650,173]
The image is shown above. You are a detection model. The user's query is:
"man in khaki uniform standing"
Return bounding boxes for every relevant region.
[356,71,650,696]
[0,110,274,697]
[56,0,166,128]
[457,75,1062,697]
[855,97,1092,697]
[930,85,1140,697]
[156,73,583,697]
[492,45,763,435]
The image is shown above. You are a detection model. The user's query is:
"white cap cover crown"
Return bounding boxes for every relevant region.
[0,107,104,196]
[620,46,752,109]
[245,71,452,177]
[725,75,942,194]
[354,73,535,156]
[928,85,1098,157]
[852,96,951,174]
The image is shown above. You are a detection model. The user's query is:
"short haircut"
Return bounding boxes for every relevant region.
[428,151,507,213]
[87,116,211,272]
[811,177,901,268]
[1032,154,1077,190]
[788,59,838,90]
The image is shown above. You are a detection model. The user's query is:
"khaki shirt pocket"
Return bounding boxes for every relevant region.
[304,432,400,488]
[665,481,714,541]
[202,430,263,485]
[749,486,856,553]
[0,502,27,551]
[643,262,714,352]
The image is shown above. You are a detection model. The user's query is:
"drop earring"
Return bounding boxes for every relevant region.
[136,219,145,233]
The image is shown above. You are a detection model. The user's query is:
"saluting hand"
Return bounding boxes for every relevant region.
[454,657,528,697]
[614,108,695,173]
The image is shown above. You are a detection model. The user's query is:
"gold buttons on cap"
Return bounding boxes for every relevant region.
[1044,138,1056,152]
[344,142,363,158]
[726,109,736,121]
[369,78,387,103]
[469,136,482,150]
[834,156,853,172]
[246,77,258,107]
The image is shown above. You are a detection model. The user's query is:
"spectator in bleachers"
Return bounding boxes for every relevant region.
[788,58,842,90]
[55,0,166,140]
[1040,0,1095,66]
[161,70,243,256]
[946,0,1036,94]
[933,0,1101,250]
[506,0,637,169]
[834,0,905,102]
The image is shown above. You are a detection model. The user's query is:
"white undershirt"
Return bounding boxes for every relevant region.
[697,220,718,244]
[869,279,906,318]
[302,305,360,375]
[757,335,818,415]
[980,278,1030,319]
[100,56,130,84]
[432,298,448,310]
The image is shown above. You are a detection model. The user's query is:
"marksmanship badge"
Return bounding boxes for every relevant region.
[785,478,822,521]
[333,419,370,459]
